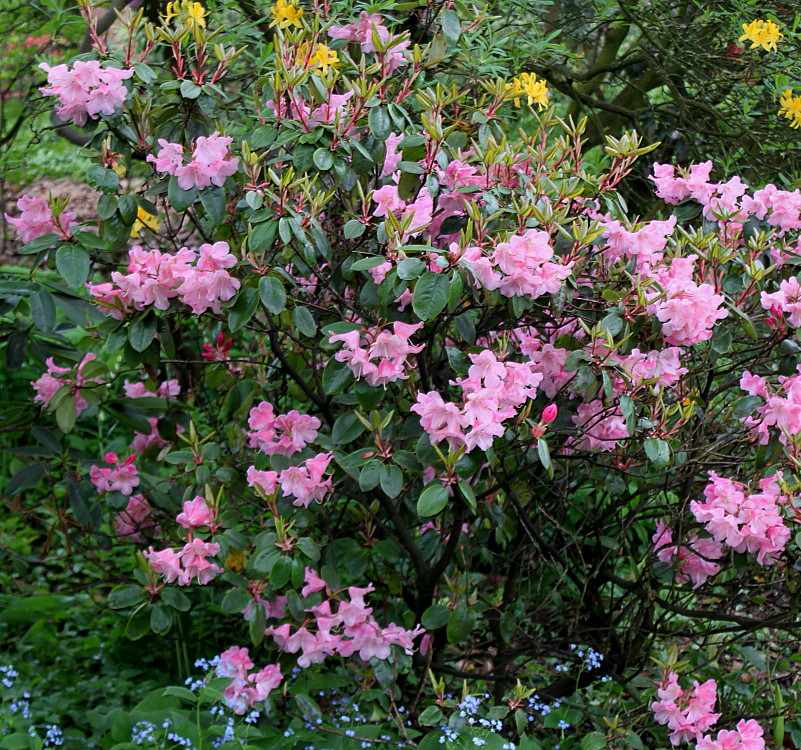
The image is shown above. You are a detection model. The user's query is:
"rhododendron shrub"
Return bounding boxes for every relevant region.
[3,1,801,748]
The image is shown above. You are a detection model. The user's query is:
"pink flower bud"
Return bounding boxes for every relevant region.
[541,404,558,424]
[104,452,119,465]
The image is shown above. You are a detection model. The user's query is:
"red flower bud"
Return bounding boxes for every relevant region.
[541,404,558,424]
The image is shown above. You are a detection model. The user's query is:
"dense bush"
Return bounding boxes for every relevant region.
[2,1,801,750]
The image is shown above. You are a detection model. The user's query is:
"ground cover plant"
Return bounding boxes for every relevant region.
[2,1,801,750]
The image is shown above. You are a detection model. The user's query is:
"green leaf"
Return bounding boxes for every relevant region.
[293,693,322,723]
[344,219,366,239]
[55,395,77,433]
[581,732,608,750]
[368,106,392,141]
[537,439,553,478]
[98,194,118,220]
[332,411,366,444]
[150,604,172,634]
[118,194,138,225]
[161,588,191,612]
[249,220,278,252]
[30,290,56,331]
[413,272,450,321]
[398,160,425,174]
[5,462,47,496]
[446,602,475,643]
[322,359,353,395]
[180,79,203,99]
[228,287,260,333]
[221,587,252,614]
[421,603,450,629]
[359,460,383,491]
[87,165,120,194]
[200,186,226,226]
[109,585,144,609]
[417,483,448,517]
[249,596,266,646]
[351,256,387,271]
[259,275,286,314]
[440,8,461,41]
[128,312,157,352]
[396,258,426,280]
[313,148,335,171]
[292,305,318,337]
[380,464,403,498]
[163,686,198,703]
[644,437,670,468]
[168,175,198,212]
[56,250,89,289]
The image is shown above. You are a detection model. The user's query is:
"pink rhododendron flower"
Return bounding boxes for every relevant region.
[148,132,239,190]
[570,400,629,452]
[90,453,140,496]
[278,453,334,507]
[113,495,158,542]
[4,194,76,244]
[652,521,723,588]
[696,720,765,750]
[691,473,790,565]
[651,671,721,745]
[246,401,321,456]
[176,496,217,531]
[329,322,424,387]
[31,352,103,417]
[40,60,133,126]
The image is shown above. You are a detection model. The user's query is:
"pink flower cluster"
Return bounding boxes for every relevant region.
[691,473,790,565]
[247,401,321,456]
[144,496,221,585]
[215,647,282,715]
[651,671,721,745]
[412,349,543,452]
[651,161,801,234]
[247,453,333,508]
[31,352,102,418]
[89,242,240,318]
[147,133,239,190]
[4,194,76,244]
[462,228,574,299]
[266,578,423,667]
[113,495,159,542]
[329,322,424,387]
[90,452,140,496]
[600,215,677,271]
[652,520,723,588]
[39,60,133,126]
[371,185,434,242]
[645,257,728,346]
[176,495,219,532]
[328,11,409,70]
[761,276,801,328]
[739,369,801,446]
[696,721,765,750]
[124,379,182,453]
[569,400,629,452]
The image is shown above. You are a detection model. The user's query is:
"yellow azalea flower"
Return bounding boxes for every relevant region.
[778,89,801,129]
[307,43,339,75]
[738,19,782,53]
[269,0,304,30]
[130,206,161,238]
[164,0,207,30]
[504,72,549,109]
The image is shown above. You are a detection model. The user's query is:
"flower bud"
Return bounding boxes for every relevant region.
[541,404,558,424]
[104,451,119,465]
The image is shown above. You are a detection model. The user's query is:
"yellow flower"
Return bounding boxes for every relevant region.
[779,88,801,129]
[130,206,161,238]
[739,19,782,53]
[164,0,207,30]
[504,72,549,109]
[306,43,339,75]
[269,0,304,29]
